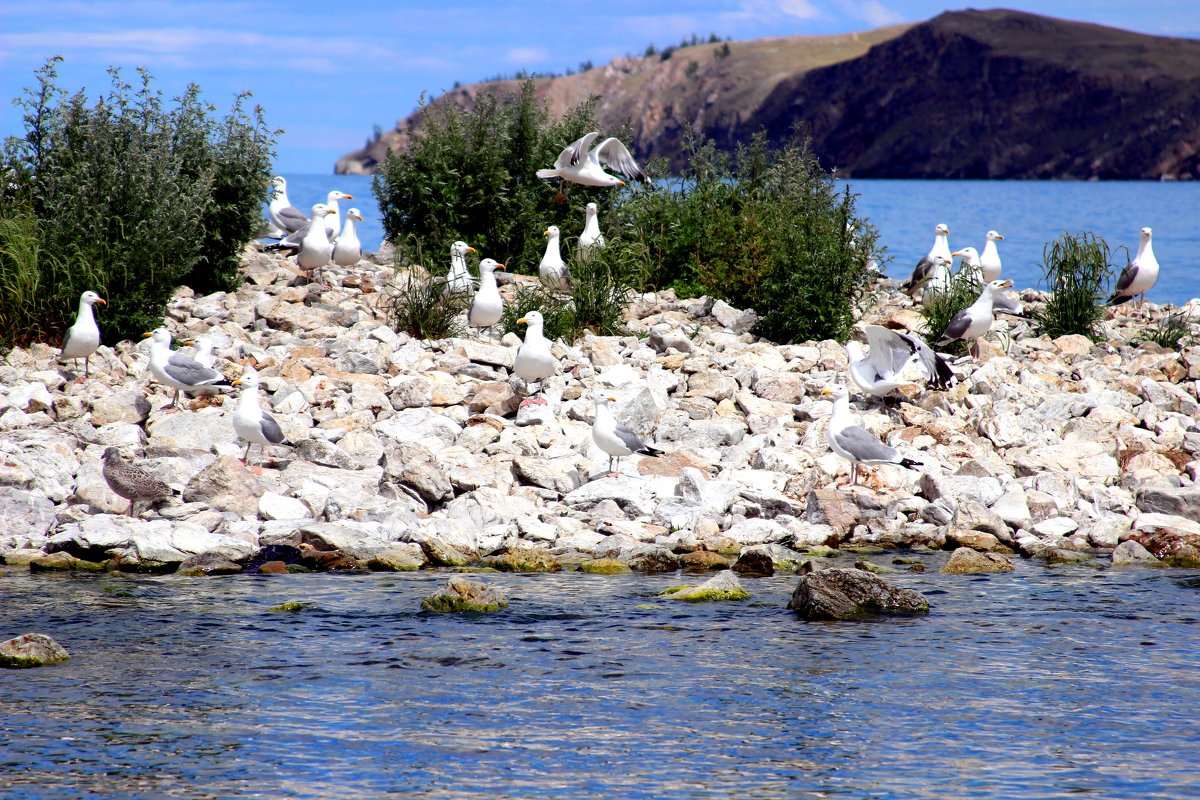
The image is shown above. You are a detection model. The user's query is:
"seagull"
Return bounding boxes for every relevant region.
[266,176,309,236]
[952,246,983,281]
[232,366,289,469]
[101,447,176,517]
[333,207,364,267]
[577,203,605,262]
[846,325,956,399]
[181,333,228,397]
[592,393,662,477]
[934,278,1015,358]
[903,223,952,297]
[537,131,650,190]
[514,310,556,397]
[297,203,336,280]
[1107,226,1159,309]
[980,230,1004,282]
[144,327,231,410]
[60,290,106,379]
[444,240,477,296]
[539,226,570,290]
[322,189,353,243]
[467,258,505,338]
[822,386,922,488]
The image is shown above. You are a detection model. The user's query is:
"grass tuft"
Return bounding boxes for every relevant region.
[1029,232,1113,341]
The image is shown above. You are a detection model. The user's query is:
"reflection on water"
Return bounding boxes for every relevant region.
[3,559,1200,799]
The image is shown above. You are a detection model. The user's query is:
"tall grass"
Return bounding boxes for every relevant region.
[1029,232,1112,341]
[919,269,983,356]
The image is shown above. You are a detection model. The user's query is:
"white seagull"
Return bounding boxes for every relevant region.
[333,207,364,267]
[266,176,309,237]
[537,131,650,189]
[846,325,956,398]
[144,328,231,410]
[539,226,570,290]
[591,393,662,476]
[980,230,1004,282]
[577,203,605,262]
[60,290,106,379]
[467,258,505,338]
[297,203,335,278]
[1108,226,1159,308]
[232,366,289,468]
[182,333,230,397]
[904,223,952,298]
[952,246,983,280]
[514,310,556,396]
[934,278,1015,358]
[822,386,922,487]
[444,240,477,296]
[322,189,353,243]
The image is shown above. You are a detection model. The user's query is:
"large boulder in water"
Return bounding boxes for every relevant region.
[788,566,929,620]
[421,576,508,613]
[0,633,71,668]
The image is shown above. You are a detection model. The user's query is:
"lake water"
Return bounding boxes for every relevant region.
[3,559,1200,799]
[279,175,1199,306]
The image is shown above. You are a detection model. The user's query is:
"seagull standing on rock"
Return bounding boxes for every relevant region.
[980,230,1004,282]
[60,290,106,379]
[232,366,289,470]
[297,203,336,281]
[934,278,1015,358]
[101,447,176,517]
[333,208,364,267]
[144,328,231,410]
[514,311,556,399]
[444,240,476,296]
[266,176,309,237]
[468,258,505,339]
[904,223,952,298]
[591,393,662,477]
[822,386,922,488]
[1108,226,1159,310]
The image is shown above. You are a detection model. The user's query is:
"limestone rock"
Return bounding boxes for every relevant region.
[1110,539,1161,567]
[0,633,71,668]
[421,575,508,613]
[660,569,750,602]
[941,547,1015,574]
[182,456,266,517]
[1135,485,1200,523]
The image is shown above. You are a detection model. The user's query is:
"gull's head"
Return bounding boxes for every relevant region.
[935,223,950,236]
[327,190,352,202]
[479,258,504,273]
[952,247,979,261]
[347,208,364,222]
[544,225,559,237]
[986,230,1004,241]
[985,279,1014,294]
[1141,226,1153,239]
[820,386,848,402]
[80,290,105,306]
[233,365,259,388]
[585,202,598,215]
[592,392,616,407]
[934,255,953,267]
[517,310,543,327]
[144,327,172,346]
[102,446,122,463]
[310,202,330,218]
[451,240,473,256]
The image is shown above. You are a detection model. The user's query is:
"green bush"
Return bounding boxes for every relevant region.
[372,81,629,271]
[1136,308,1195,350]
[385,237,469,340]
[0,57,276,346]
[500,282,574,342]
[616,128,882,343]
[918,269,983,356]
[1029,232,1113,341]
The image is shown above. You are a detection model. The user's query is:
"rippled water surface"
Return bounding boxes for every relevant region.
[3,559,1200,799]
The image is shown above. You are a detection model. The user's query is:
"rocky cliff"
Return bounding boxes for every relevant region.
[337,9,1200,180]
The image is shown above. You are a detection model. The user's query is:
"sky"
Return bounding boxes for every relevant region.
[3,1,1199,174]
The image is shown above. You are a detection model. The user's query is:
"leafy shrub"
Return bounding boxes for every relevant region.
[384,238,469,340]
[918,269,983,356]
[0,211,46,348]
[1,57,276,345]
[617,128,881,343]
[500,282,574,342]
[372,81,627,272]
[1029,232,1113,341]
[1136,309,1195,350]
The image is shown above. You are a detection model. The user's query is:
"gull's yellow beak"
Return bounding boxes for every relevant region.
[466,246,476,253]
[142,332,152,338]
[1000,279,1014,288]
[820,388,833,396]
[182,339,195,347]
[607,396,617,402]
[323,208,336,216]
[232,379,242,386]
[495,263,506,271]
[517,317,528,325]
[96,297,106,305]
[543,230,550,237]
[343,193,354,200]
[352,211,364,221]
[617,180,626,187]
[951,250,966,257]
[995,234,1005,240]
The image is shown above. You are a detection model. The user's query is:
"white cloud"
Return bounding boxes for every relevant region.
[505,46,548,64]
[842,0,904,27]
[777,0,820,21]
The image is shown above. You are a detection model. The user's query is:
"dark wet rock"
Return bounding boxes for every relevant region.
[244,544,303,573]
[257,560,289,574]
[482,545,560,573]
[787,566,930,620]
[732,549,775,577]
[298,543,359,571]
[941,547,1015,574]
[1125,529,1200,567]
[660,570,751,602]
[0,633,71,668]
[626,546,680,573]
[1135,486,1200,524]
[28,552,104,573]
[177,552,244,576]
[421,575,508,613]
[678,550,733,572]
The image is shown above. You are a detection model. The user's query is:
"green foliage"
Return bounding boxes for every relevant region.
[0,211,46,349]
[617,128,882,343]
[1136,308,1195,350]
[500,282,574,342]
[1,57,276,345]
[918,269,983,356]
[1029,232,1113,341]
[372,81,624,272]
[384,238,469,340]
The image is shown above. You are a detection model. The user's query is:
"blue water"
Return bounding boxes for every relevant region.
[274,175,1199,305]
[3,560,1200,799]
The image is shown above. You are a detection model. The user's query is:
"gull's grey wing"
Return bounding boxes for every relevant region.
[835,425,899,463]
[904,256,935,290]
[937,309,975,344]
[260,412,287,445]
[612,419,648,452]
[864,325,916,377]
[564,131,600,168]
[1112,261,1138,295]
[164,352,224,386]
[992,292,1024,316]
[277,205,309,234]
[60,326,75,355]
[595,137,649,183]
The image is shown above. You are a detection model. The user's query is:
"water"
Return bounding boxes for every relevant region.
[4,560,1200,799]
[279,175,1199,306]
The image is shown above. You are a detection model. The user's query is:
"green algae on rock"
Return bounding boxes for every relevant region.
[659,570,751,602]
[0,633,71,668]
[421,575,508,613]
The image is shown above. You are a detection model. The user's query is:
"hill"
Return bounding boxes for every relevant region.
[336,9,1200,180]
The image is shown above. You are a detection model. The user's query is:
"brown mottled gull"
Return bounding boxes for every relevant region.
[101,447,175,516]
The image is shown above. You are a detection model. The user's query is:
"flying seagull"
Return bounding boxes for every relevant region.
[537,132,650,190]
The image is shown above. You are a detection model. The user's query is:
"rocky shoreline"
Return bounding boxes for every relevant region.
[1,245,1198,582]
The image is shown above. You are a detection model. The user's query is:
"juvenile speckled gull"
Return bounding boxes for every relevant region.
[60,290,106,378]
[468,258,505,337]
[145,327,231,409]
[846,325,956,398]
[823,386,921,487]
[538,226,570,290]
[1108,226,1159,308]
[591,393,662,476]
[514,311,556,395]
[102,447,175,517]
[536,131,649,189]
[232,366,289,467]
[934,279,1015,357]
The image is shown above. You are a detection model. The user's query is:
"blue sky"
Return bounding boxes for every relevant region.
[3,2,1198,173]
